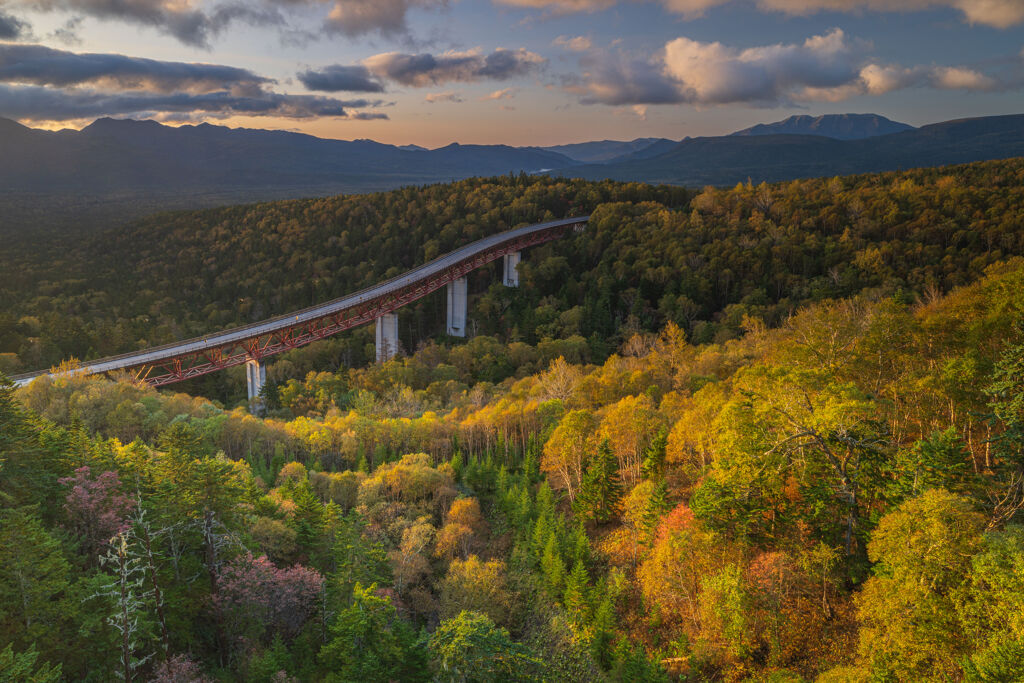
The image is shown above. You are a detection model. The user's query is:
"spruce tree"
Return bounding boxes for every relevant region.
[541,532,566,595]
[641,429,668,481]
[574,440,623,524]
[563,561,590,628]
[641,481,671,542]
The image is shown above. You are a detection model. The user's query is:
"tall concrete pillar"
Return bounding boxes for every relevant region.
[446,277,467,337]
[503,251,521,287]
[376,313,399,362]
[246,357,266,414]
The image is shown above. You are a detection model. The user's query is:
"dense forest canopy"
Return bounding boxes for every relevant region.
[1,160,1024,681]
[3,159,1024,404]
[2,254,1023,680]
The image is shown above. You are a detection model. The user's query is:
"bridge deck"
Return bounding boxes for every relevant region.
[12,216,588,387]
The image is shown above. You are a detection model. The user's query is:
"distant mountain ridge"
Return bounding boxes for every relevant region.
[2,112,1022,234]
[565,114,1024,186]
[538,138,676,163]
[731,113,914,140]
[0,117,578,232]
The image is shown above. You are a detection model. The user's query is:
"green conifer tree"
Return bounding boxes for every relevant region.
[541,533,566,595]
[641,481,671,543]
[290,483,326,560]
[574,440,622,524]
[641,429,668,481]
[591,597,616,671]
[563,561,590,628]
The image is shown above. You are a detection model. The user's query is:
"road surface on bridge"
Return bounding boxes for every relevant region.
[11,216,588,388]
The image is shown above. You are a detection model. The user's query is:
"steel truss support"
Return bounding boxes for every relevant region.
[26,221,584,388]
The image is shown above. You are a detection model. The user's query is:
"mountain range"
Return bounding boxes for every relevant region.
[565,114,1024,186]
[730,113,913,140]
[4,111,1024,233]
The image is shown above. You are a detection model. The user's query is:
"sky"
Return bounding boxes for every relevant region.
[0,0,1023,146]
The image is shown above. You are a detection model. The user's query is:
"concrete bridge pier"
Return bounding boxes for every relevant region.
[246,357,267,414]
[376,313,399,362]
[446,277,468,337]
[503,251,521,287]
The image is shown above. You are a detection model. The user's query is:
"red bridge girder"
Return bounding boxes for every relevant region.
[132,223,570,387]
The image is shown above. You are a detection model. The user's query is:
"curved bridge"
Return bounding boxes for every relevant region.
[12,216,588,390]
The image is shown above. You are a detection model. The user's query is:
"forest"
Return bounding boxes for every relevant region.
[1,160,1023,681]
[3,159,1024,399]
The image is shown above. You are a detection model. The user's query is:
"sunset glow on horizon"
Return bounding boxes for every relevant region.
[2,0,1024,146]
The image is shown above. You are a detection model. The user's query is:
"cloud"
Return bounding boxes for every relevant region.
[656,0,733,17]
[296,64,384,92]
[552,35,593,51]
[4,0,285,48]
[0,10,30,39]
[482,87,515,99]
[424,90,463,102]
[0,83,383,121]
[48,17,83,45]
[753,0,1024,28]
[931,65,996,90]
[496,0,615,12]
[811,60,1015,101]
[566,49,696,105]
[2,0,453,44]
[856,63,921,95]
[0,45,386,122]
[0,44,270,94]
[566,29,1013,106]
[661,29,862,104]
[362,47,545,86]
[323,0,447,36]
[499,0,1024,27]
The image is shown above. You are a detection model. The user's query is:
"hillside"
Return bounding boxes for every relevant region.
[730,113,913,139]
[566,113,1024,185]
[0,117,578,232]
[3,112,1023,235]
[4,247,1023,681]
[539,138,675,163]
[4,158,1024,403]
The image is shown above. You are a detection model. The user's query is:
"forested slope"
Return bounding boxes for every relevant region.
[3,157,1024,681]
[3,159,1024,405]
[567,114,1024,186]
[2,253,1022,681]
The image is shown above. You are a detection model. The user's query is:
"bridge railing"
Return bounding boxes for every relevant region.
[12,215,588,388]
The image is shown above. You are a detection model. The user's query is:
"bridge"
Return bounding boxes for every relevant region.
[12,216,589,406]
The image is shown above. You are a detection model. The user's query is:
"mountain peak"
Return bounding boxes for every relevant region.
[730,113,914,140]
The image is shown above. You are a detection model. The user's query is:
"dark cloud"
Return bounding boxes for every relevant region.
[0,82,382,121]
[2,0,451,47]
[499,0,1024,28]
[568,52,683,105]
[0,45,387,122]
[0,10,30,39]
[362,48,545,86]
[296,64,384,93]
[4,0,284,47]
[0,44,271,94]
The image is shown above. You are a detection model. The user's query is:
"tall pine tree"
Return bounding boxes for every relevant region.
[573,440,622,524]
